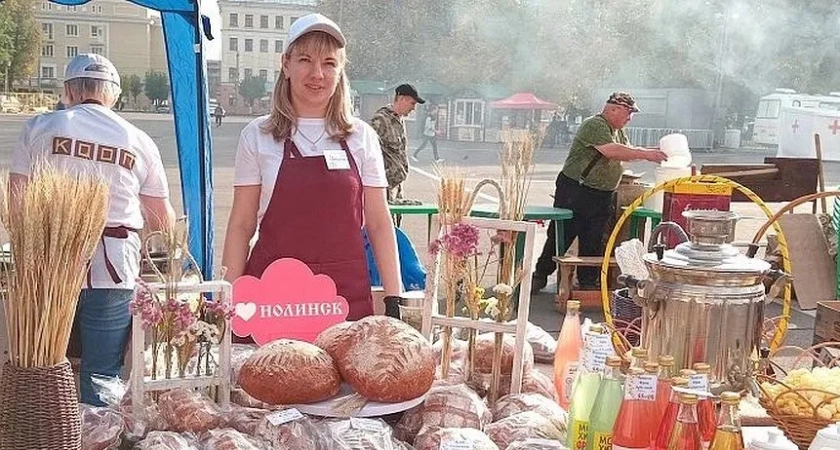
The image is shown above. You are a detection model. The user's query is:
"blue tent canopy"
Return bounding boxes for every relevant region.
[50,0,215,279]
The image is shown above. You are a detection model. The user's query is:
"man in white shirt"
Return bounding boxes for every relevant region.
[412,105,442,162]
[10,54,176,405]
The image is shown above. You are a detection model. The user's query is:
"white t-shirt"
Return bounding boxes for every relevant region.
[424,116,436,137]
[234,116,388,221]
[10,103,170,289]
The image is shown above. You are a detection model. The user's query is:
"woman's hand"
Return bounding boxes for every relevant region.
[221,185,261,282]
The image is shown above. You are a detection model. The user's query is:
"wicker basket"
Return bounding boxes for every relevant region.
[756,342,840,449]
[0,360,81,450]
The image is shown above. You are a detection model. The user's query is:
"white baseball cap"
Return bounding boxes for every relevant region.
[64,54,120,87]
[285,13,346,53]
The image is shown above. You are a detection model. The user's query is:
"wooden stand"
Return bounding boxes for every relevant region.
[422,217,536,395]
[130,280,232,418]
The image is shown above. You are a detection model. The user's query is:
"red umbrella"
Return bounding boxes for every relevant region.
[491,92,557,110]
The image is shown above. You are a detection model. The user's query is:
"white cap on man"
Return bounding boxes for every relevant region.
[285,13,346,53]
[64,54,121,87]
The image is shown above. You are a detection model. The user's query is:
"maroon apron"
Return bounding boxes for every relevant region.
[243,137,373,321]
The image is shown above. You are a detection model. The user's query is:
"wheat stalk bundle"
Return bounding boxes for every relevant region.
[0,167,108,368]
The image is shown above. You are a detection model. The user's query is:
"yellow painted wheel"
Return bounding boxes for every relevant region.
[601,175,792,355]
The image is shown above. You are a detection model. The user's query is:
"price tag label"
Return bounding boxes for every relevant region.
[266,408,304,426]
[350,417,384,433]
[626,374,657,401]
[562,362,581,403]
[584,333,613,373]
[689,374,709,392]
[441,440,474,450]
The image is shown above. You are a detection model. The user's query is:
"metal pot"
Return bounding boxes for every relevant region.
[621,210,788,392]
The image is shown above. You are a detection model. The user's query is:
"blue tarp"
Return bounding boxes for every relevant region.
[50,0,214,279]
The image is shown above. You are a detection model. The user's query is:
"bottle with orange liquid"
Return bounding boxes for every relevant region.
[654,377,690,450]
[655,355,675,430]
[554,300,583,409]
[666,394,702,450]
[691,363,716,449]
[708,392,744,450]
[612,367,657,450]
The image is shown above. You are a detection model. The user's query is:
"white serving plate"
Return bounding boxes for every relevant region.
[291,383,427,418]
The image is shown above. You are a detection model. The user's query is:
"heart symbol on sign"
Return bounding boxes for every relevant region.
[235,302,257,322]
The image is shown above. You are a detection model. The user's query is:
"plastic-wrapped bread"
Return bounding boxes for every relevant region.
[314,321,354,359]
[239,339,341,405]
[472,333,534,377]
[230,344,259,386]
[333,316,435,403]
[157,389,223,433]
[505,438,568,449]
[432,338,468,385]
[413,428,499,450]
[223,406,270,436]
[231,388,273,409]
[323,417,409,450]
[80,404,124,450]
[200,428,265,450]
[492,393,568,425]
[521,369,559,402]
[394,383,492,444]
[134,431,200,450]
[254,407,335,450]
[484,411,566,449]
[526,322,557,364]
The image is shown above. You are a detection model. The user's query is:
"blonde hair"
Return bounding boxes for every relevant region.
[64,78,121,108]
[261,31,353,142]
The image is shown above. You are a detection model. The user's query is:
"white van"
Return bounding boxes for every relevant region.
[753,89,840,146]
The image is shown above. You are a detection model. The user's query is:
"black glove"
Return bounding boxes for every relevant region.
[384,296,402,320]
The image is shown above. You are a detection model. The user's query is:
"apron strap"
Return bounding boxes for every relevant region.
[339,138,352,158]
[284,138,304,159]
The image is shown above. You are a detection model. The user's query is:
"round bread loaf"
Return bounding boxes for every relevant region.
[314,321,354,359]
[414,427,499,450]
[473,333,534,376]
[334,316,435,403]
[238,339,341,405]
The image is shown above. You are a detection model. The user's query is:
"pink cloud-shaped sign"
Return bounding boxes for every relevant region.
[232,258,349,345]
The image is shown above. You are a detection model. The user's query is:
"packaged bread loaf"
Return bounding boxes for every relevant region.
[254,407,334,450]
[231,388,273,409]
[413,428,499,450]
[473,333,534,376]
[314,321,354,358]
[323,417,409,450]
[521,369,559,402]
[157,389,223,433]
[432,338,467,385]
[505,438,567,449]
[200,428,265,450]
[394,383,492,444]
[80,404,124,450]
[134,431,200,450]
[333,316,435,402]
[484,411,566,449]
[223,406,270,436]
[492,393,568,423]
[239,339,341,405]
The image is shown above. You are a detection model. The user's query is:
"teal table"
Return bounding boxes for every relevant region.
[470,203,574,264]
[388,203,439,244]
[625,207,662,240]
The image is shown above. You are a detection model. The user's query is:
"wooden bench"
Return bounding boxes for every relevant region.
[553,256,619,310]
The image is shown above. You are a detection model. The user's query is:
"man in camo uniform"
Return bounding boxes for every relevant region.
[370,84,425,202]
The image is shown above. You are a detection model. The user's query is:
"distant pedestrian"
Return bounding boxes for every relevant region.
[412,105,442,162]
[370,83,424,202]
[214,104,226,127]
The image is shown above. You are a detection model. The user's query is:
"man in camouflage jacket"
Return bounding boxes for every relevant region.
[370,84,425,202]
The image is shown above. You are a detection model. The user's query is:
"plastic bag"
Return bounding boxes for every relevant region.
[413,427,498,450]
[485,411,566,449]
[505,438,568,449]
[322,417,406,450]
[492,393,568,424]
[254,407,336,450]
[364,227,426,291]
[134,431,200,450]
[223,405,270,435]
[526,322,557,364]
[90,375,165,441]
[200,428,266,450]
[394,383,492,444]
[157,388,223,433]
[80,404,124,450]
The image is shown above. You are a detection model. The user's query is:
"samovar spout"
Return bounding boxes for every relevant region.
[647,221,690,253]
[617,274,657,311]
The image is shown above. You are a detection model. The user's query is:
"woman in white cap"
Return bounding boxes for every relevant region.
[222,14,402,327]
[10,53,176,405]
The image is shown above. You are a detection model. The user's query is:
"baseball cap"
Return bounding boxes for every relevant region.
[285,14,346,53]
[395,84,425,104]
[64,54,120,87]
[607,91,640,112]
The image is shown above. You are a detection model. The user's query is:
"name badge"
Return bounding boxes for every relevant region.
[323,150,351,170]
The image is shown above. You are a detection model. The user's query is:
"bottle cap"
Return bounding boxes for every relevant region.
[658,355,675,366]
[643,362,660,374]
[679,393,698,404]
[567,300,581,310]
[589,324,605,334]
[720,391,740,404]
[671,376,689,387]
[606,355,622,367]
[631,347,649,358]
[679,369,697,377]
[629,367,645,375]
[692,362,711,373]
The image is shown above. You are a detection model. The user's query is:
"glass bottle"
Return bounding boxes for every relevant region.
[666,394,702,450]
[708,392,744,450]
[691,363,716,449]
[654,356,674,432]
[630,347,649,369]
[612,368,655,450]
[567,325,606,450]
[587,355,625,450]
[555,300,583,409]
[654,377,690,450]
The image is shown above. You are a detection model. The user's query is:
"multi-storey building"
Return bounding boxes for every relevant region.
[27,0,167,96]
[217,0,316,113]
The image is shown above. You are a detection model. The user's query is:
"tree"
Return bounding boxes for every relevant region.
[122,74,143,106]
[0,0,41,87]
[143,71,169,106]
[238,75,266,108]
